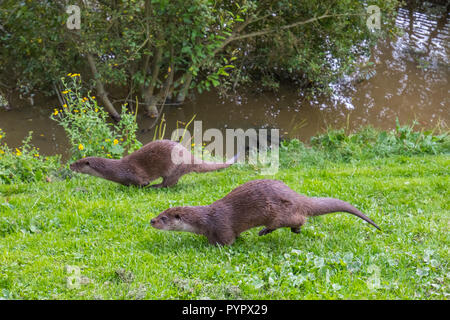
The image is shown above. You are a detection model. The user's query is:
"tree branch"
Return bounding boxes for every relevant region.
[86,53,121,121]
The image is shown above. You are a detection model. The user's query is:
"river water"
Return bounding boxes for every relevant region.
[0,2,448,158]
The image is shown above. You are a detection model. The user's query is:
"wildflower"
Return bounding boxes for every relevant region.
[53,109,59,116]
[74,110,79,113]
[62,90,69,94]
[34,153,39,157]
[191,143,195,146]
[63,104,67,108]
[15,148,22,156]
[67,73,72,76]
[0,134,3,139]
[92,96,96,99]
[78,144,84,151]
[95,108,98,112]
[82,97,88,102]
[0,150,4,154]
[113,139,119,145]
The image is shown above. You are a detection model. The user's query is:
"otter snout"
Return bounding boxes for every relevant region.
[150,217,165,230]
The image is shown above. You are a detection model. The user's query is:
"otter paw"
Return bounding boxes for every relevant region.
[291,227,301,234]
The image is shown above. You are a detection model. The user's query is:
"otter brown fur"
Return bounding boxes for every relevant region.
[70,140,237,187]
[151,179,380,245]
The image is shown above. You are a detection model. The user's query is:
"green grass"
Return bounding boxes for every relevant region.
[0,153,448,300]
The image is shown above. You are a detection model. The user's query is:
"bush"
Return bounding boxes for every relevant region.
[0,129,61,184]
[51,75,142,161]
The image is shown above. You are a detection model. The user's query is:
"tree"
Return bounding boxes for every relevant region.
[0,0,399,119]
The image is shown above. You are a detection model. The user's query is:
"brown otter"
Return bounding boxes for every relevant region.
[151,179,380,245]
[70,140,238,187]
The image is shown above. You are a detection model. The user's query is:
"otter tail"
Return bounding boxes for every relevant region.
[307,197,381,230]
[192,153,239,173]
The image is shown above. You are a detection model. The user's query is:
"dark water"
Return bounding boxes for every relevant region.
[1,2,449,158]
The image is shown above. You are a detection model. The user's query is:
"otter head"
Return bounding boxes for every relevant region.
[151,207,198,233]
[70,157,104,178]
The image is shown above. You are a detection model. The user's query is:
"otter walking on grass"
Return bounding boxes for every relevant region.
[70,140,238,187]
[151,179,380,245]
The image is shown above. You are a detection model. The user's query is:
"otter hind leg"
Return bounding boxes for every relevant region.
[147,175,178,188]
[258,228,276,236]
[161,175,180,188]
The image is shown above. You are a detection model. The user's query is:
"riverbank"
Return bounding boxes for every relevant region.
[0,151,448,299]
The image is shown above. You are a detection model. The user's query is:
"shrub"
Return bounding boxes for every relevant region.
[51,75,142,161]
[0,129,61,184]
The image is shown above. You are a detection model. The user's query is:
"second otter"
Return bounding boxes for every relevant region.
[70,140,237,187]
[151,179,380,245]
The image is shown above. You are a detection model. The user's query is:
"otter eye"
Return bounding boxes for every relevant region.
[161,216,167,222]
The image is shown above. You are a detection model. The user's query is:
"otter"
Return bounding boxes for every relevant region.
[151,179,380,245]
[70,140,238,187]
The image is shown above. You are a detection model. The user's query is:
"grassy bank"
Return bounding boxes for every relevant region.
[0,152,448,299]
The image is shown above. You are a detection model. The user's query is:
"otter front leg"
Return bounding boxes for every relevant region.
[207,230,235,246]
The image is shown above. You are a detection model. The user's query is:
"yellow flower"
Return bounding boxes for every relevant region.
[91,96,96,99]
[0,150,4,154]
[113,139,119,145]
[15,148,22,156]
[74,110,79,113]
[62,90,69,94]
[0,134,3,139]
[67,73,72,76]
[78,144,84,151]
[34,153,39,157]
[63,104,67,108]
[95,108,98,112]
[53,109,59,116]
[82,97,88,102]
[191,143,195,146]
